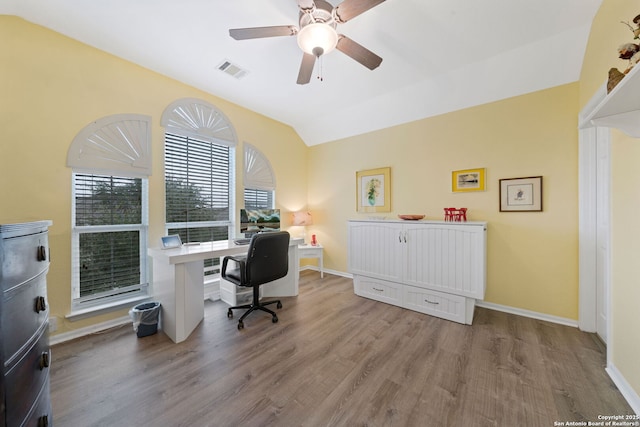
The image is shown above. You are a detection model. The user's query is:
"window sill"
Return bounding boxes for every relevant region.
[66,295,152,322]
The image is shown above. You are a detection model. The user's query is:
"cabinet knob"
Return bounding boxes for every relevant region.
[40,350,50,369]
[37,245,47,262]
[35,296,47,313]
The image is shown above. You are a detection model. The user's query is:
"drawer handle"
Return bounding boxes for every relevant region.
[40,351,51,370]
[372,287,384,292]
[38,414,49,427]
[35,296,47,313]
[424,299,440,305]
[37,245,47,262]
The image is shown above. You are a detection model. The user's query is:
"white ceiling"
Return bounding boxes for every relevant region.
[1,0,602,146]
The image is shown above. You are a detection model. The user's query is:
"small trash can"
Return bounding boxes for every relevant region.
[129,302,161,338]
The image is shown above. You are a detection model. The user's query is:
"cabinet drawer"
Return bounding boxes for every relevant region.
[1,230,49,292]
[5,324,51,427]
[354,276,402,306]
[219,279,261,306]
[403,285,475,324]
[2,274,49,362]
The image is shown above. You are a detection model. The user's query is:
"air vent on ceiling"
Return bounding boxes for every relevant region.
[217,60,248,79]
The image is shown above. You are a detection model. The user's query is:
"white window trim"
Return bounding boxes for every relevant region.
[69,175,149,316]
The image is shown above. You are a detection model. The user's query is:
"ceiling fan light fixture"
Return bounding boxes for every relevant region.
[297,23,338,57]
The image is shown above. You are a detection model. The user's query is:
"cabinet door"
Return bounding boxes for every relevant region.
[348,222,403,282]
[403,223,486,299]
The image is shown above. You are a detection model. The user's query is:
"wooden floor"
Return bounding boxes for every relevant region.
[50,271,633,427]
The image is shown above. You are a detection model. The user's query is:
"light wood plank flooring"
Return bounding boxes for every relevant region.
[50,271,633,426]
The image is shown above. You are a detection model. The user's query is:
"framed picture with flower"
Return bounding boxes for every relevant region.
[499,176,543,212]
[356,167,391,213]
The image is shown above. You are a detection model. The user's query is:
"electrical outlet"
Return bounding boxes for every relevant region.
[49,317,58,332]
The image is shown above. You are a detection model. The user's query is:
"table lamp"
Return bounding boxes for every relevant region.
[292,211,313,243]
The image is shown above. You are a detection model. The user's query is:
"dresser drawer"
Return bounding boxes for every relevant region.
[403,285,475,324]
[354,276,402,306]
[1,229,49,292]
[19,376,52,427]
[5,324,51,427]
[2,274,49,362]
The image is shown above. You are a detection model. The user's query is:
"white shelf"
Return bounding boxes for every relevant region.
[584,63,640,137]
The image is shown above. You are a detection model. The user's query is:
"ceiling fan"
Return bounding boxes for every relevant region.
[229,0,386,84]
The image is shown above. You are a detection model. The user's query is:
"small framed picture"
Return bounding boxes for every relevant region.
[356,167,391,213]
[499,176,543,212]
[452,168,486,192]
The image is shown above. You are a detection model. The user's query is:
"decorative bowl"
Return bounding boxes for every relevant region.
[398,214,425,220]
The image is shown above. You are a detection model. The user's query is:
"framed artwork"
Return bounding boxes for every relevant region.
[452,168,486,192]
[356,167,391,213]
[499,176,543,212]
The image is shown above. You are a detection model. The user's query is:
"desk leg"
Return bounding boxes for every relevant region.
[153,257,204,343]
[320,253,324,279]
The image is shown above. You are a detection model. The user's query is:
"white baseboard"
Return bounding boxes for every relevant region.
[607,363,640,415]
[476,300,579,328]
[50,315,131,346]
[300,265,352,279]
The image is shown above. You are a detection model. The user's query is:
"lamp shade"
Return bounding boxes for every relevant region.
[292,211,313,226]
[297,23,338,57]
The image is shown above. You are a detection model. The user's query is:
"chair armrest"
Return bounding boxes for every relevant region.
[221,255,247,284]
[226,254,247,263]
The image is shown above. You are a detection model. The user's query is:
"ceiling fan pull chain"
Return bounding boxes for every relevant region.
[317,55,324,81]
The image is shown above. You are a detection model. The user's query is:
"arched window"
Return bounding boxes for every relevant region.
[161,99,237,290]
[244,143,276,209]
[67,114,151,314]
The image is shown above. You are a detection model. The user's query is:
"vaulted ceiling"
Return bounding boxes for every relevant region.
[1,0,602,145]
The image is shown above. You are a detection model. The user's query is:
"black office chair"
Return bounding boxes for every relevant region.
[221,231,290,330]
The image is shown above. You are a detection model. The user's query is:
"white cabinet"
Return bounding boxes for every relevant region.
[348,220,487,324]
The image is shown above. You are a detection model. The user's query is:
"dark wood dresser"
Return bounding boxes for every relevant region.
[1,221,53,427]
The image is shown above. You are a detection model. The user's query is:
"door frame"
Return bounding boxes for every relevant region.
[578,84,611,347]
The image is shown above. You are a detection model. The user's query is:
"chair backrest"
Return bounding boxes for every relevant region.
[245,231,290,287]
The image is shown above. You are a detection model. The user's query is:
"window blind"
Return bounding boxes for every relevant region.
[165,133,231,225]
[244,188,273,210]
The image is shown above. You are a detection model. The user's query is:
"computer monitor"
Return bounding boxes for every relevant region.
[240,208,280,237]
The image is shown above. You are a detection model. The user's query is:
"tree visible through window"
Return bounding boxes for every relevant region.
[165,132,232,243]
[72,173,148,304]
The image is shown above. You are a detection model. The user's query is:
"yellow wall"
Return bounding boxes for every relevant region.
[0,16,308,335]
[580,0,640,402]
[308,84,580,319]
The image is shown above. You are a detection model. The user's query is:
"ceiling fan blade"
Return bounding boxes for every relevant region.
[336,35,382,70]
[333,0,386,23]
[297,0,316,13]
[229,26,297,40]
[297,53,316,85]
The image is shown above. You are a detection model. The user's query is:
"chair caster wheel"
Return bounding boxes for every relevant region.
[227,309,233,319]
[276,302,282,309]
[272,315,278,323]
[237,321,244,330]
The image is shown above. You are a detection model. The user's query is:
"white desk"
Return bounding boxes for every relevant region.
[298,244,323,278]
[149,238,301,343]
